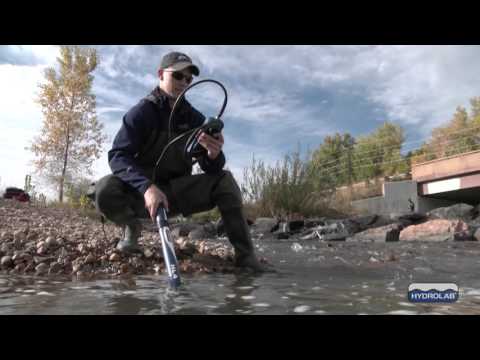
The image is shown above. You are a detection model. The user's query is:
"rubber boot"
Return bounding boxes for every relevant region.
[116,219,143,254]
[221,208,272,273]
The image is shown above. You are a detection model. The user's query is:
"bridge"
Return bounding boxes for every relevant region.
[351,150,480,214]
[413,150,480,204]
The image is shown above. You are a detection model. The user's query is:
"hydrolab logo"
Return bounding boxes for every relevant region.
[408,283,459,303]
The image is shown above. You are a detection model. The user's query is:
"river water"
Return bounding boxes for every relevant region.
[1,238,480,314]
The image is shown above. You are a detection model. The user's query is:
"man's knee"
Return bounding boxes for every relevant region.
[94,175,134,221]
[214,170,243,212]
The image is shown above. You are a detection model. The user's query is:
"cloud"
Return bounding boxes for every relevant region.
[0,45,60,66]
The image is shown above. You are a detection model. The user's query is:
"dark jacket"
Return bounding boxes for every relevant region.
[108,87,226,194]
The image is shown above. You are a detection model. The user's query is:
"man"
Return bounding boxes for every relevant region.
[94,51,268,273]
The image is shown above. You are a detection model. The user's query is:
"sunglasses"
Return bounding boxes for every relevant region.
[167,71,193,84]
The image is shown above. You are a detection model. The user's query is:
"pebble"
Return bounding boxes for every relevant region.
[84,254,96,264]
[35,263,48,275]
[13,230,25,242]
[14,263,25,272]
[72,263,82,273]
[45,237,57,248]
[37,246,47,255]
[1,256,13,268]
[109,253,121,262]
[49,262,63,274]
[236,286,254,290]
[120,263,130,273]
[253,303,270,307]
[144,249,153,258]
[293,305,312,313]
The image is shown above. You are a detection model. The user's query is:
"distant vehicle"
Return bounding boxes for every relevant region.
[3,187,30,202]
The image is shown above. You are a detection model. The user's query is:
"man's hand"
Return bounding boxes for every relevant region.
[144,184,169,221]
[198,131,224,160]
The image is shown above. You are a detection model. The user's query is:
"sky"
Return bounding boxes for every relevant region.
[0,45,479,198]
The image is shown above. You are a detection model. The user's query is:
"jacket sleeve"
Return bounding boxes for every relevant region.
[197,151,226,173]
[108,103,153,195]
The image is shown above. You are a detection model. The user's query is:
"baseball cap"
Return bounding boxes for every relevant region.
[160,51,200,76]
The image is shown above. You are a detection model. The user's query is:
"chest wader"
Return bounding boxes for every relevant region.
[101,81,271,274]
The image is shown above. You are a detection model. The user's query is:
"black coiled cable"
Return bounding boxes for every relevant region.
[152,79,228,184]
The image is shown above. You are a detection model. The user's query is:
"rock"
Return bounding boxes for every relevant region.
[14,263,25,273]
[341,219,362,235]
[350,215,378,229]
[12,252,31,262]
[393,212,427,224]
[347,224,402,243]
[24,263,35,273]
[474,228,480,242]
[384,253,398,262]
[84,253,96,264]
[400,219,472,242]
[369,256,380,263]
[310,222,350,241]
[77,244,87,253]
[37,246,47,255]
[1,256,13,268]
[173,223,200,237]
[300,230,321,240]
[304,218,326,228]
[119,263,130,273]
[72,263,82,273]
[202,222,217,237]
[49,262,63,274]
[35,263,48,275]
[277,232,290,240]
[370,215,396,228]
[252,217,279,234]
[109,253,121,262]
[288,220,305,232]
[0,231,13,242]
[33,256,55,264]
[144,249,154,259]
[26,232,37,241]
[45,236,57,248]
[291,243,303,252]
[428,204,475,221]
[188,227,206,241]
[13,230,26,245]
[179,241,196,256]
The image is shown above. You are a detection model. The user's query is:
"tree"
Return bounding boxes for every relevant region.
[413,101,480,164]
[352,122,406,181]
[29,46,106,202]
[309,133,355,189]
[470,97,480,119]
